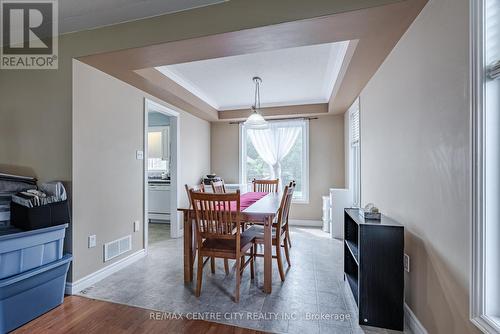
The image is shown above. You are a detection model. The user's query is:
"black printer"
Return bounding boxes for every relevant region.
[202,174,223,185]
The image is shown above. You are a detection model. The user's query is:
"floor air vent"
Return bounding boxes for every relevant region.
[104,235,132,262]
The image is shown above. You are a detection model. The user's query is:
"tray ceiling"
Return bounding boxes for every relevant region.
[156,41,349,111]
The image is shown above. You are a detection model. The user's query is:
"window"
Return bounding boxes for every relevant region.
[471,0,500,332]
[147,127,169,172]
[147,158,167,171]
[240,119,309,203]
[349,99,361,207]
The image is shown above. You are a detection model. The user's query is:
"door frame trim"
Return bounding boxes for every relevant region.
[144,99,181,252]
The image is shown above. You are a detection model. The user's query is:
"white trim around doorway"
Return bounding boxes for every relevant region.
[144,99,182,252]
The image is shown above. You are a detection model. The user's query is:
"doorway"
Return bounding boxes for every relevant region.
[143,99,181,250]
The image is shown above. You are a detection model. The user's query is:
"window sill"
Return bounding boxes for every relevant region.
[292,199,309,205]
[471,315,500,333]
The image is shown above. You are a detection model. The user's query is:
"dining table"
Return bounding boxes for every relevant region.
[178,188,282,294]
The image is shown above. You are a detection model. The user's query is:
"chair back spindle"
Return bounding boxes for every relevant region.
[211,180,226,193]
[252,178,279,193]
[185,184,205,209]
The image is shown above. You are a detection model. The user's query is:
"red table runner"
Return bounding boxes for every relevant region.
[210,192,268,211]
[240,192,268,210]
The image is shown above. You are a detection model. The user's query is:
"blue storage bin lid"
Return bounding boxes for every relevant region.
[0,254,72,288]
[0,224,68,242]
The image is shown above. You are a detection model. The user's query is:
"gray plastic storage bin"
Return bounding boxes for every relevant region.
[0,224,67,279]
[0,254,71,333]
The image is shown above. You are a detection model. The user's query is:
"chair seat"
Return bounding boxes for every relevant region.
[245,224,286,240]
[202,230,256,253]
[251,216,279,228]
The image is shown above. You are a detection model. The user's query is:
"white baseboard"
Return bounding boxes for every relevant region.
[404,303,427,334]
[289,219,322,227]
[65,249,146,295]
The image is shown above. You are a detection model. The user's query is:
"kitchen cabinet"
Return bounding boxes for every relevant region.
[148,125,170,222]
[148,183,170,222]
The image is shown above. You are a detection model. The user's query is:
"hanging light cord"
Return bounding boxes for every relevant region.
[253,77,261,112]
[256,79,260,109]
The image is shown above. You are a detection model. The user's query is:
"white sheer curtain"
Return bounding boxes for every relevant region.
[247,121,301,182]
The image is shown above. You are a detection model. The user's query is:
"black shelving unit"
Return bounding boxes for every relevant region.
[344,208,404,331]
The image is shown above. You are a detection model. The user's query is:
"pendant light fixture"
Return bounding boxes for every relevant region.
[244,76,268,129]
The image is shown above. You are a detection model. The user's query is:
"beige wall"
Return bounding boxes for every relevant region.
[72,61,210,281]
[178,109,212,208]
[210,122,240,183]
[359,0,477,333]
[211,114,345,220]
[299,115,345,220]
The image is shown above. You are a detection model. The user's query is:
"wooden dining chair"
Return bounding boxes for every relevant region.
[211,180,226,193]
[185,183,205,197]
[285,180,296,248]
[252,178,280,193]
[189,190,256,302]
[248,184,294,282]
[185,184,229,275]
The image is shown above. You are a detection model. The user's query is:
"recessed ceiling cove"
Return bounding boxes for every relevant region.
[156,41,350,111]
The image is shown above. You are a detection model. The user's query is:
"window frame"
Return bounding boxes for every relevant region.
[348,99,361,207]
[147,125,170,172]
[239,119,310,204]
[471,0,500,332]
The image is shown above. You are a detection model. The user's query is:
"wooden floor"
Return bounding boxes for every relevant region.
[13,296,267,334]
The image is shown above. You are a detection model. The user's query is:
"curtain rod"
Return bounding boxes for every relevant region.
[228,116,318,125]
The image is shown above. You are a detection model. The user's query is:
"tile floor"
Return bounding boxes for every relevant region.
[148,222,171,243]
[79,226,408,334]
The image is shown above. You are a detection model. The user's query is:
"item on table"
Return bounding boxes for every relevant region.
[362,203,382,220]
[202,174,223,185]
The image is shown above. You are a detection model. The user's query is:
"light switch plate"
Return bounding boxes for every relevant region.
[134,220,140,232]
[404,253,410,272]
[88,235,97,248]
[136,150,144,160]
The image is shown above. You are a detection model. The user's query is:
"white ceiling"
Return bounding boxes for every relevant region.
[156,41,350,111]
[59,0,227,33]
